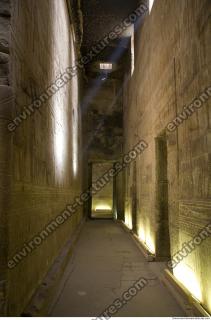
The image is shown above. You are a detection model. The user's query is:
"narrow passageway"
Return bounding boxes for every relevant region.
[50,221,185,317]
[1,0,210,316]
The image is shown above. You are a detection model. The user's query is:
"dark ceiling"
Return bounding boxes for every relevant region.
[81,0,139,47]
[71,0,144,160]
[80,0,140,79]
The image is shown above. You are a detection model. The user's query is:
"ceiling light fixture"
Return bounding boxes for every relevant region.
[100,63,113,70]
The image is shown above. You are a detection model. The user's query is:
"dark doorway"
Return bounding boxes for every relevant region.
[131,161,137,234]
[155,132,171,259]
[87,163,93,219]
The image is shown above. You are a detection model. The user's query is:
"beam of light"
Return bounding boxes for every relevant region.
[54,97,67,181]
[109,37,130,63]
[52,5,79,181]
[70,29,79,178]
[81,37,130,116]
[81,8,146,114]
[173,263,202,302]
[82,73,131,158]
[122,24,134,38]
[52,1,69,182]
[149,0,155,13]
[81,14,146,156]
[131,25,135,75]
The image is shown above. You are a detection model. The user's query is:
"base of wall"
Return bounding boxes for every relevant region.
[21,217,86,317]
[116,220,155,262]
[162,269,210,317]
[118,219,210,317]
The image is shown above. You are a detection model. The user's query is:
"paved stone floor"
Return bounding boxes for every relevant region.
[50,220,185,317]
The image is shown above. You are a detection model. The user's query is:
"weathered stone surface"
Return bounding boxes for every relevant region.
[0,85,13,119]
[0,1,10,316]
[83,79,123,161]
[0,39,9,54]
[2,0,83,316]
[0,52,9,64]
[0,16,10,54]
[0,0,11,17]
[123,0,211,314]
[0,52,9,84]
[0,0,210,316]
[0,280,7,316]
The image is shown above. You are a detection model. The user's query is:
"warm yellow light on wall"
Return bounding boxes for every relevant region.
[114,209,117,220]
[138,227,146,243]
[138,226,155,254]
[125,213,133,230]
[149,0,155,13]
[173,263,202,302]
[52,1,69,182]
[208,294,211,315]
[71,28,79,178]
[145,234,156,254]
[95,204,112,211]
[54,101,67,181]
[131,25,135,76]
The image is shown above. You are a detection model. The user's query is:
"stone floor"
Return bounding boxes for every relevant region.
[50,220,186,317]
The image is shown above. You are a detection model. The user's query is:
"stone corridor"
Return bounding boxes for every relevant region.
[50,220,185,317]
[0,0,210,317]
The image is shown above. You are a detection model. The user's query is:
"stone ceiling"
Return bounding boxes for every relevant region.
[76,0,142,161]
[81,0,139,47]
[81,0,140,79]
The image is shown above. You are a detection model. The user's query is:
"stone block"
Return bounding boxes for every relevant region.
[0,0,11,17]
[0,52,9,64]
[0,39,9,54]
[206,130,211,151]
[0,85,14,119]
[0,16,10,54]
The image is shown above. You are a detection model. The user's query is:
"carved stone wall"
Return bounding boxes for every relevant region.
[0,0,12,315]
[123,0,211,313]
[1,0,83,315]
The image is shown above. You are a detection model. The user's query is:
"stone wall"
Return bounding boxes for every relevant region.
[0,0,83,315]
[0,0,12,315]
[123,0,211,313]
[83,79,123,162]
